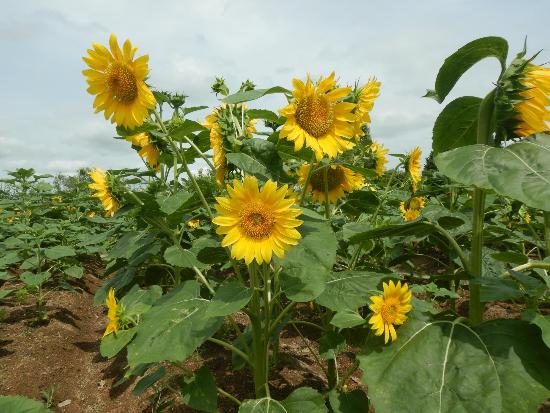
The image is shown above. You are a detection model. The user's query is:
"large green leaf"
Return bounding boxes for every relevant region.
[328,389,369,413]
[226,152,269,178]
[0,396,53,413]
[239,398,286,413]
[425,36,508,103]
[127,281,223,367]
[239,387,327,413]
[223,86,290,104]
[205,280,252,318]
[432,96,481,155]
[359,317,550,413]
[44,245,76,260]
[279,213,337,302]
[159,191,193,215]
[164,245,203,269]
[435,134,550,211]
[181,367,218,412]
[315,271,387,312]
[100,329,137,358]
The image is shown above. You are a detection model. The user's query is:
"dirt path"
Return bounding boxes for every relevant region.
[0,275,149,413]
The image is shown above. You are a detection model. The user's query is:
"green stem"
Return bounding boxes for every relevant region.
[249,263,268,398]
[267,301,297,337]
[217,387,241,406]
[501,261,550,277]
[544,212,550,256]
[469,88,496,326]
[207,337,252,367]
[323,164,331,219]
[299,154,317,206]
[424,222,470,273]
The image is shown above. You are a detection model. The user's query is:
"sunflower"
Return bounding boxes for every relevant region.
[187,218,200,229]
[354,78,381,140]
[126,132,160,171]
[407,147,422,193]
[204,105,256,187]
[399,196,426,221]
[370,141,389,177]
[82,34,156,129]
[279,72,356,160]
[86,211,97,218]
[513,65,550,137]
[297,163,364,204]
[212,176,302,265]
[368,280,412,344]
[103,288,120,337]
[88,168,119,217]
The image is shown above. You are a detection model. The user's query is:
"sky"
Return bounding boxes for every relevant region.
[0,0,548,176]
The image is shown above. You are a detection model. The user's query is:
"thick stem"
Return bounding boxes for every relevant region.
[469,88,496,325]
[249,263,268,398]
[544,211,550,256]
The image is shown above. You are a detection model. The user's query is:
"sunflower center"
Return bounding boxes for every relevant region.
[295,95,335,137]
[105,62,138,103]
[239,202,275,240]
[309,166,344,192]
[380,299,399,324]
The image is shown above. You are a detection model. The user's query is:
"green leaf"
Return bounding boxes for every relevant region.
[127,281,223,367]
[0,288,15,300]
[100,329,137,358]
[521,309,550,349]
[44,245,76,260]
[226,152,269,178]
[490,251,528,265]
[20,271,51,287]
[330,310,365,329]
[248,109,279,122]
[0,396,53,413]
[132,366,166,395]
[280,214,337,302]
[280,387,328,413]
[328,389,369,413]
[470,277,523,302]
[0,251,21,268]
[223,86,290,104]
[191,237,227,265]
[359,318,501,413]
[121,285,163,319]
[425,36,508,103]
[170,119,207,141]
[241,138,285,180]
[348,222,434,244]
[316,271,387,312]
[64,265,84,279]
[239,398,286,413]
[432,96,481,155]
[0,271,13,281]
[181,367,218,413]
[159,191,193,215]
[319,330,346,360]
[164,245,202,269]
[435,134,550,211]
[205,280,252,318]
[20,256,39,270]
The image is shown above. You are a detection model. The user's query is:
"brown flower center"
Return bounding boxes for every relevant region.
[295,95,334,137]
[105,62,138,103]
[380,298,400,324]
[309,166,344,192]
[239,202,275,240]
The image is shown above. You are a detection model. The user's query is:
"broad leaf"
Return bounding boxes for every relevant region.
[100,329,137,358]
[239,398,286,413]
[280,387,328,413]
[329,389,369,413]
[132,366,166,395]
[0,396,53,413]
[205,280,252,318]
[181,367,218,412]
[521,309,550,349]
[223,86,290,104]
[164,245,203,269]
[64,265,84,278]
[330,310,365,329]
[44,245,76,260]
[226,152,269,178]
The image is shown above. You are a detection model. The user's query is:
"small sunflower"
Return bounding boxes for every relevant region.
[368,280,412,344]
[204,105,256,187]
[370,141,389,177]
[297,163,364,204]
[407,147,422,193]
[187,218,200,229]
[279,72,356,160]
[399,196,426,221]
[88,168,119,217]
[212,176,302,265]
[82,34,156,129]
[353,78,381,140]
[126,132,160,171]
[86,211,97,218]
[103,288,120,337]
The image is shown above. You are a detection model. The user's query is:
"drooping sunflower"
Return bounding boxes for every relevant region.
[82,34,156,129]
[212,176,302,265]
[368,280,412,344]
[297,163,364,204]
[204,104,256,187]
[279,72,356,160]
[126,132,160,171]
[88,168,119,217]
[103,288,120,337]
[353,78,381,140]
[399,196,426,221]
[370,141,389,177]
[407,146,422,193]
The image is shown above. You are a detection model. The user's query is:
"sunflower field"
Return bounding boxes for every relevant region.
[1,33,550,413]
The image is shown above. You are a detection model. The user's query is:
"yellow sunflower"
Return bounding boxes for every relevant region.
[103,288,120,337]
[514,65,550,137]
[187,218,200,229]
[204,105,256,187]
[370,141,389,177]
[297,163,364,204]
[212,176,303,265]
[407,147,422,193]
[279,72,356,160]
[368,280,412,344]
[82,34,156,129]
[354,78,381,140]
[88,168,119,217]
[399,196,426,221]
[86,211,97,218]
[126,132,160,171]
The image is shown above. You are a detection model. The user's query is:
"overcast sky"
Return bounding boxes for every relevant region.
[0,0,548,176]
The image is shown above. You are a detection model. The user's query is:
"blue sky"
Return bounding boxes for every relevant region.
[0,0,548,175]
